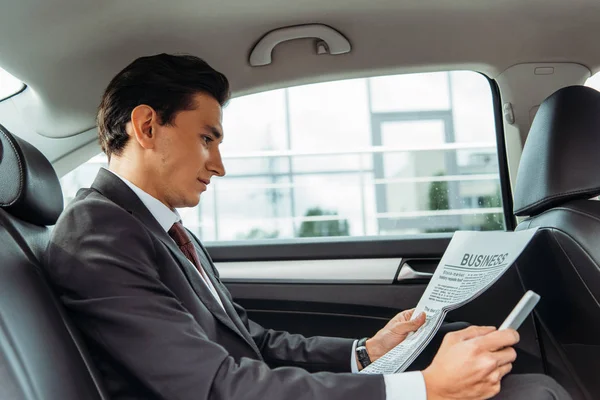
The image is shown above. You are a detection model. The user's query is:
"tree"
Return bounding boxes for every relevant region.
[428,173,449,211]
[298,207,350,238]
[477,187,504,231]
[426,172,457,233]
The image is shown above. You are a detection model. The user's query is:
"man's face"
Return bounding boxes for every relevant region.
[153,93,225,209]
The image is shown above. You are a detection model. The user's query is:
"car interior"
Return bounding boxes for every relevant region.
[1,1,600,399]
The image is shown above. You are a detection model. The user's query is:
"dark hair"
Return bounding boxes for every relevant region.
[97,53,230,159]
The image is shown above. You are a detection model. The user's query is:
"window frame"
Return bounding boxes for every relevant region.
[489,77,516,231]
[0,83,25,102]
[204,73,515,260]
[0,67,26,102]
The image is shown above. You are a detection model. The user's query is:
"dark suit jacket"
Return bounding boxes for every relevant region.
[45,168,385,400]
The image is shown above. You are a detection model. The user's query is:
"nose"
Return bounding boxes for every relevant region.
[207,148,226,177]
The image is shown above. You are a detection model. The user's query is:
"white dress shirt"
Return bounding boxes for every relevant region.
[105,167,427,400]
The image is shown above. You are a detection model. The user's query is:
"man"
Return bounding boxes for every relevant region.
[45,53,570,400]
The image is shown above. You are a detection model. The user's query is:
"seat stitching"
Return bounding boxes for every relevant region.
[0,128,24,207]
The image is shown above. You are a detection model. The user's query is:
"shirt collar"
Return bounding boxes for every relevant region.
[103,167,180,232]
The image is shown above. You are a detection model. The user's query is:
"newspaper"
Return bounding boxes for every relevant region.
[360,229,538,375]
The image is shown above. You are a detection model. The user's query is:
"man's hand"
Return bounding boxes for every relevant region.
[422,326,519,400]
[363,309,426,365]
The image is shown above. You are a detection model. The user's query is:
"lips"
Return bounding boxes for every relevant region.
[198,178,210,186]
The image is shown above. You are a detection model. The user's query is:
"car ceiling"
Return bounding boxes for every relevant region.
[0,0,599,154]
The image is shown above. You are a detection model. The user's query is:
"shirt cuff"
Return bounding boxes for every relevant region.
[383,371,427,400]
[350,340,359,373]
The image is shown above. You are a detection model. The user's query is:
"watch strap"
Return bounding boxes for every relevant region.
[356,337,372,369]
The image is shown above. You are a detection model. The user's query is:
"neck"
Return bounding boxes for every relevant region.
[108,155,171,209]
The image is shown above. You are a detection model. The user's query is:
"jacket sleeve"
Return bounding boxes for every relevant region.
[244,304,355,372]
[194,237,356,373]
[45,194,385,400]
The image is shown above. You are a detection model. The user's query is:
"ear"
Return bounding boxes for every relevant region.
[129,105,157,150]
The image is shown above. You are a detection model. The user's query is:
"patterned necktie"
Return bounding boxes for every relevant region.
[168,221,210,284]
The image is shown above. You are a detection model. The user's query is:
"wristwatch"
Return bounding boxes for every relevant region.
[356,337,372,369]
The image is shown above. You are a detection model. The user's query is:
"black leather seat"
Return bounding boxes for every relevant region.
[513,85,600,400]
[0,124,108,399]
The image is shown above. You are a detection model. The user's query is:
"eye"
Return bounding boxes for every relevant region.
[202,135,214,145]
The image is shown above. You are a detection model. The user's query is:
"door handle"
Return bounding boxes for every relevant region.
[396,263,434,282]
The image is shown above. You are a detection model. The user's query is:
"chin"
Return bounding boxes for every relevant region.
[185,194,201,208]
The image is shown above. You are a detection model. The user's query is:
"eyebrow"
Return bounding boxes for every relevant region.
[206,125,223,141]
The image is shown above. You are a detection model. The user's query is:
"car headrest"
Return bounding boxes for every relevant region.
[0,124,63,225]
[514,85,600,217]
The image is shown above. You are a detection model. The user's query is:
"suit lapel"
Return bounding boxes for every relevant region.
[189,236,262,357]
[153,233,254,346]
[90,169,256,351]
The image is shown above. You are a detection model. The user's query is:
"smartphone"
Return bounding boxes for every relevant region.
[499,290,541,331]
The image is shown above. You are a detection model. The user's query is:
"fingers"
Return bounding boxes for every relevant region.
[410,312,426,328]
[393,308,415,322]
[497,362,513,379]
[492,347,517,366]
[477,329,520,352]
[393,312,426,334]
[486,362,513,391]
[448,325,496,342]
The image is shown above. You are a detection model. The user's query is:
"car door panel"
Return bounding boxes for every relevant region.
[210,236,543,373]
[210,237,443,337]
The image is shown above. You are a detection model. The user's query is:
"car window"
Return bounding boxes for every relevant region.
[585,71,600,91]
[0,66,24,101]
[61,71,504,241]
